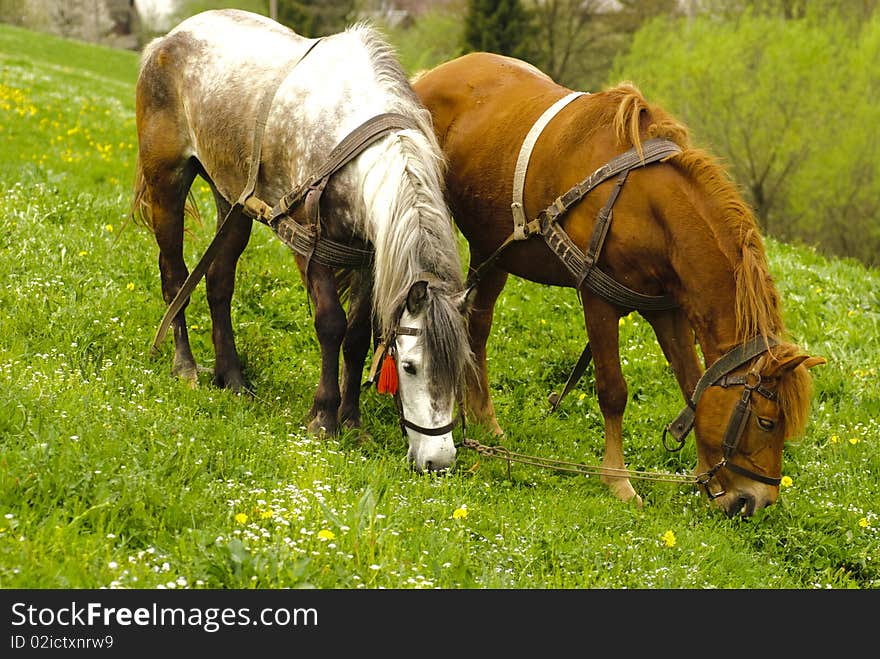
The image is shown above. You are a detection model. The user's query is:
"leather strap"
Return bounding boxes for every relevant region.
[547,341,592,413]
[150,38,323,354]
[665,336,780,443]
[511,91,586,240]
[268,112,421,225]
[259,113,420,269]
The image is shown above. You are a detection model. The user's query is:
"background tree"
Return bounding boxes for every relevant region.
[462,0,530,57]
[0,0,113,42]
[613,10,880,266]
[275,0,356,37]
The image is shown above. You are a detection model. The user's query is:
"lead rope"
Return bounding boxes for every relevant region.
[458,437,699,485]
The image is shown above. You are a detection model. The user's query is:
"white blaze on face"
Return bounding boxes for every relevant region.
[394,310,457,473]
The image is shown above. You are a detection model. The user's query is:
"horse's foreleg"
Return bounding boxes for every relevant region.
[149,166,199,386]
[643,308,702,400]
[205,194,252,393]
[339,270,372,432]
[465,253,508,436]
[583,297,642,507]
[299,258,345,436]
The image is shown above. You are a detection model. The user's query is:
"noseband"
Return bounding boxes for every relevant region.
[664,336,782,498]
[366,325,466,441]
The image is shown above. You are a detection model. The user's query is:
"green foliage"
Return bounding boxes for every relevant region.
[612,11,880,267]
[462,0,530,57]
[382,8,465,75]
[274,0,356,38]
[1,22,878,590]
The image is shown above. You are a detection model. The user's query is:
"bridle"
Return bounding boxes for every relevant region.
[664,336,782,498]
[384,325,466,440]
[364,285,467,445]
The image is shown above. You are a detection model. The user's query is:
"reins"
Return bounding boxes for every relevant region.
[458,336,783,497]
[458,437,698,485]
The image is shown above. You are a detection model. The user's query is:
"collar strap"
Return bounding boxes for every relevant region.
[665,336,779,445]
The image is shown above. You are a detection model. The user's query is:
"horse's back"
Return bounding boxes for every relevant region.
[414,52,562,146]
[136,9,417,204]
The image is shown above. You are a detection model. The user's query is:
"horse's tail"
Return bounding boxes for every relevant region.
[611,81,689,159]
[130,152,153,231]
[129,152,201,233]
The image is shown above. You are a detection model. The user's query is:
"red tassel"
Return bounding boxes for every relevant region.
[377,353,398,395]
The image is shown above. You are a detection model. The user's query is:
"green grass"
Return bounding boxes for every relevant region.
[1,23,877,589]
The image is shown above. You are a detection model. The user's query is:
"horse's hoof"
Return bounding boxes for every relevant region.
[308,417,337,437]
[172,363,198,388]
[213,370,249,395]
[605,478,643,508]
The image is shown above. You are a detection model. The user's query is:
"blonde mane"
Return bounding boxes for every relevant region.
[608,82,812,437]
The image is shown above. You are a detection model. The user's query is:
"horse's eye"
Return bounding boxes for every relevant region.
[402,361,417,375]
[756,416,776,432]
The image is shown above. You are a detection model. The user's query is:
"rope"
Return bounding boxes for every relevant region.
[459,438,698,485]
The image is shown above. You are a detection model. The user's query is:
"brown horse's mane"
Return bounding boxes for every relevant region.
[604,82,812,437]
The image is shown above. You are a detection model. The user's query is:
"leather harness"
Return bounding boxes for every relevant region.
[474,93,782,491]
[150,39,416,353]
[465,92,680,411]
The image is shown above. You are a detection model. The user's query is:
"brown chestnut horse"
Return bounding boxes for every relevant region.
[132,10,475,472]
[413,52,825,516]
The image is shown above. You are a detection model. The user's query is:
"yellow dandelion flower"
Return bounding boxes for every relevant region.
[259,510,273,519]
[78,250,88,257]
[661,530,676,548]
[849,437,860,445]
[126,282,135,291]
[858,518,869,528]
[578,393,586,401]
[618,317,625,326]
[830,434,839,444]
[234,513,248,524]
[105,224,113,232]
[452,506,468,519]
[317,529,335,541]
[780,475,793,488]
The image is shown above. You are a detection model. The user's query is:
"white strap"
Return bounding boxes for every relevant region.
[511,91,587,240]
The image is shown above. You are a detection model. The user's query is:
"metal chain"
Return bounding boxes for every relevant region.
[459,437,698,485]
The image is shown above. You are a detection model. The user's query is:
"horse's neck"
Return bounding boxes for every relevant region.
[663,212,742,365]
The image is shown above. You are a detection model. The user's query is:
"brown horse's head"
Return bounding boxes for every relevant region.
[694,344,825,517]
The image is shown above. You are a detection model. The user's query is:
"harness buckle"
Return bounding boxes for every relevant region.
[696,460,727,499]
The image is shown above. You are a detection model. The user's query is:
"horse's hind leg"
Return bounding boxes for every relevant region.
[298,257,345,436]
[205,187,252,392]
[143,157,200,385]
[582,295,642,507]
[465,251,507,436]
[339,269,372,432]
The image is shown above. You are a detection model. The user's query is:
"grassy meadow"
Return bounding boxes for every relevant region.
[0,23,878,590]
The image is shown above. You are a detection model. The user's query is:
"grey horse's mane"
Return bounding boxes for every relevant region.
[344,22,473,394]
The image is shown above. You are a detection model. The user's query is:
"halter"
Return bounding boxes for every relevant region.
[367,324,466,441]
[663,336,782,497]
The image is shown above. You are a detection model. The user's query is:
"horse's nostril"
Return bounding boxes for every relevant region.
[728,494,756,517]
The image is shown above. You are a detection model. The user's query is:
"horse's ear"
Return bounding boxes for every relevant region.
[766,353,827,378]
[406,279,429,315]
[455,284,477,315]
